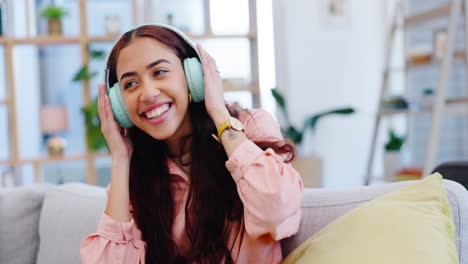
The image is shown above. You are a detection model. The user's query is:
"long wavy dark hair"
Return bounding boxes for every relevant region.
[107,25,296,264]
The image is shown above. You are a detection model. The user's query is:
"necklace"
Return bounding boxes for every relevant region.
[172,152,192,175]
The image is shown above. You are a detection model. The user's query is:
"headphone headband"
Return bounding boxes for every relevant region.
[104,23,201,90]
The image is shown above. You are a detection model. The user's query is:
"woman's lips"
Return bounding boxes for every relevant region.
[141,101,171,115]
[141,103,172,126]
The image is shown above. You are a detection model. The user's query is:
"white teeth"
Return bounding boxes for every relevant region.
[145,104,169,119]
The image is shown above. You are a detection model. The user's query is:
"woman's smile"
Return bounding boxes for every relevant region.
[140,102,173,126]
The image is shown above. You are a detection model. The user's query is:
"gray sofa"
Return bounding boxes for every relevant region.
[1,179,467,264]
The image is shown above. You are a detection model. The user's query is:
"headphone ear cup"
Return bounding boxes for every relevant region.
[183,57,205,102]
[108,82,134,128]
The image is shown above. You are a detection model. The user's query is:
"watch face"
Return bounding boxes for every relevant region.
[229,117,244,131]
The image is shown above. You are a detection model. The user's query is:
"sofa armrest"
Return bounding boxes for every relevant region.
[281,179,468,263]
[433,161,468,190]
[36,183,106,264]
[0,184,52,264]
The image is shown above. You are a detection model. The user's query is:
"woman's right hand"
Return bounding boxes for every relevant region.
[98,83,133,161]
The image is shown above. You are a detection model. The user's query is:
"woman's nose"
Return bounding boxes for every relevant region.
[140,83,161,103]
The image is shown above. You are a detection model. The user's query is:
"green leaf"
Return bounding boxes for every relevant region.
[384,130,405,151]
[329,108,355,115]
[73,66,88,81]
[303,107,355,131]
[271,88,291,127]
[271,88,286,110]
[284,126,303,145]
[90,50,105,60]
[81,98,108,152]
[40,5,67,19]
[73,65,97,82]
[303,116,319,132]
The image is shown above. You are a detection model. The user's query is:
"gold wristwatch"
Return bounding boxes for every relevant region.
[212,116,245,143]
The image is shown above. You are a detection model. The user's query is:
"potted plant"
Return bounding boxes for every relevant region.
[40,5,67,35]
[271,88,355,147]
[80,98,108,152]
[383,129,405,182]
[72,49,107,152]
[271,88,355,187]
[421,87,434,109]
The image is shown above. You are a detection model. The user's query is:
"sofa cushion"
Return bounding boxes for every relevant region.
[36,183,106,264]
[282,173,458,264]
[282,178,467,262]
[0,184,51,264]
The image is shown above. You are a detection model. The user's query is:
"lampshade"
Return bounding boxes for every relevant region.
[40,105,69,134]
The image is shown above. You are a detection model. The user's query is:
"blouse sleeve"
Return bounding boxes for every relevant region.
[225,109,303,241]
[80,186,146,264]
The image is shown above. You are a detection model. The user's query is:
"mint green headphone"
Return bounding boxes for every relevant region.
[105,23,205,128]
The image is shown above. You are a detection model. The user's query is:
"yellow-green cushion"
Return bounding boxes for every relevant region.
[282,173,458,264]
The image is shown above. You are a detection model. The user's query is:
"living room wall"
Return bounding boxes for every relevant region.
[273,0,394,187]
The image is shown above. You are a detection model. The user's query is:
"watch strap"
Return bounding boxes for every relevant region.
[217,120,231,139]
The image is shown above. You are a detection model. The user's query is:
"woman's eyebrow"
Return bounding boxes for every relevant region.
[119,59,171,81]
[146,59,171,70]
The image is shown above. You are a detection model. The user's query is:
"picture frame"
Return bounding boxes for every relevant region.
[0,1,6,36]
[433,29,448,61]
[321,0,351,28]
[105,15,120,35]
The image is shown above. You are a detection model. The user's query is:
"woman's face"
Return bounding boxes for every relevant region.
[116,37,192,142]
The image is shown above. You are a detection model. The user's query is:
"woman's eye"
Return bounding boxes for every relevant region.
[124,81,138,90]
[153,70,168,77]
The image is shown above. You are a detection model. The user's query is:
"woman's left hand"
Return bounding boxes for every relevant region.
[197,43,230,127]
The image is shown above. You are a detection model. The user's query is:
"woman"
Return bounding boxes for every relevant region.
[80,24,303,264]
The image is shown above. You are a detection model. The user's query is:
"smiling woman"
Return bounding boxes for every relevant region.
[80,24,303,264]
[115,37,192,142]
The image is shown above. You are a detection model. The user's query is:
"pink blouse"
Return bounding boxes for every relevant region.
[80,109,303,263]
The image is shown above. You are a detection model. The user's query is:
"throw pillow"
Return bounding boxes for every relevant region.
[282,173,458,264]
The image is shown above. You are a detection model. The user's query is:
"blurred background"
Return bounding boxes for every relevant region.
[1,0,468,189]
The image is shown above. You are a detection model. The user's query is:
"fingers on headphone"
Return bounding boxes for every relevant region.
[203,49,218,75]
[198,43,218,77]
[197,43,204,56]
[97,84,105,121]
[97,83,111,125]
[197,44,206,63]
[104,94,113,124]
[198,44,211,77]
[200,46,212,67]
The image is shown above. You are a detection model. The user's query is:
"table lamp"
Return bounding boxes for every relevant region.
[40,105,69,156]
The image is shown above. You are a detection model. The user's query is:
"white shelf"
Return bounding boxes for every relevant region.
[187,33,257,39]
[404,4,451,27]
[406,51,466,68]
[88,35,119,42]
[10,36,81,45]
[0,33,257,46]
[379,108,417,116]
[1,1,260,186]
[446,97,468,105]
[366,0,467,185]
[379,97,468,117]
[0,152,110,166]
